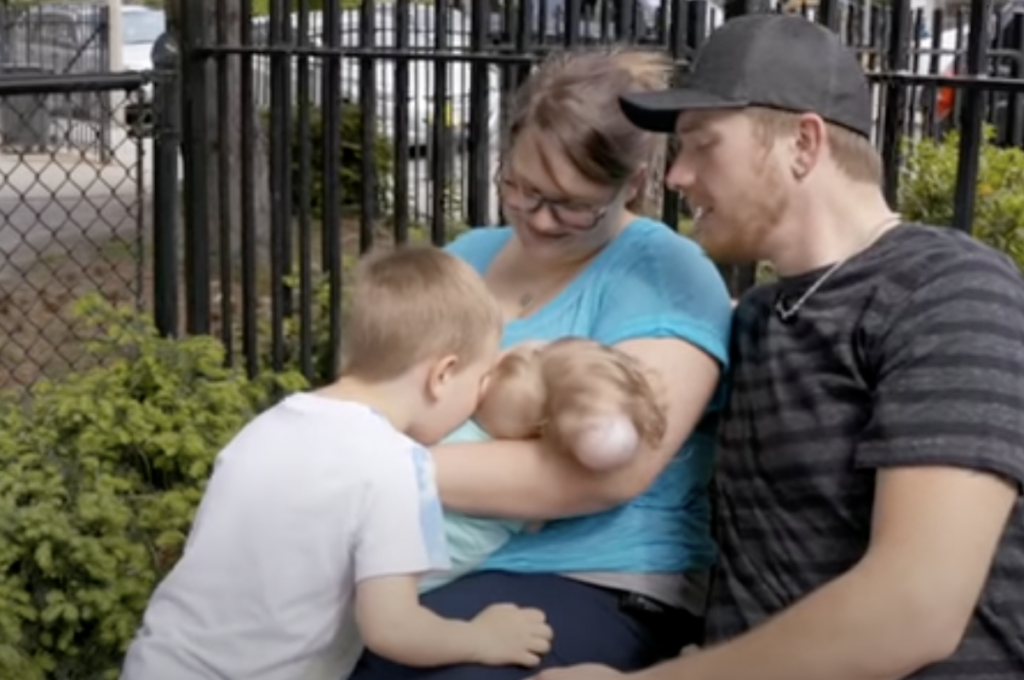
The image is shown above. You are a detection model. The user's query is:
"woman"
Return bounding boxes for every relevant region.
[351,48,733,679]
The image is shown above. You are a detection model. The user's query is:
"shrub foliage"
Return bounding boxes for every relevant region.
[0,296,305,679]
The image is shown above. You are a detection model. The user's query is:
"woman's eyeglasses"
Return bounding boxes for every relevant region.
[495,171,614,231]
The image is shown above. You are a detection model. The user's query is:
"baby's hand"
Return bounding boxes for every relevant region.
[469,603,553,667]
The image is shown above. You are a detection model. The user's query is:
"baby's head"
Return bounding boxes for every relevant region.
[474,342,548,440]
[539,338,666,470]
[474,338,666,470]
[340,245,503,444]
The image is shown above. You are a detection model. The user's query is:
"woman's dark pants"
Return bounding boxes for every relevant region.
[349,570,704,680]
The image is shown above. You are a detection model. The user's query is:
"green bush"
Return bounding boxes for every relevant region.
[262,104,394,220]
[0,295,306,680]
[899,127,1024,269]
[251,0,427,15]
[251,0,332,16]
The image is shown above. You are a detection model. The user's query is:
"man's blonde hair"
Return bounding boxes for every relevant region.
[747,106,883,186]
[340,244,503,381]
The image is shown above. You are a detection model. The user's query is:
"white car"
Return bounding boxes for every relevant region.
[120,4,166,133]
[120,5,165,74]
[252,5,503,152]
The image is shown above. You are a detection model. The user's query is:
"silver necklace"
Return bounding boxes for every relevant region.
[774,214,902,322]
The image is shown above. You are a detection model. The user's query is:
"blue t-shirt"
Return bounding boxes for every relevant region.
[443,217,733,575]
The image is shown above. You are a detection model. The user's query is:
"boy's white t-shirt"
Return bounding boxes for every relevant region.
[120,393,451,680]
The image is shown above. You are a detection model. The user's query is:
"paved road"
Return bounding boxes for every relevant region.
[0,142,147,282]
[0,126,498,286]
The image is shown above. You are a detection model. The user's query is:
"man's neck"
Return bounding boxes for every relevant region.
[316,375,417,434]
[767,182,898,277]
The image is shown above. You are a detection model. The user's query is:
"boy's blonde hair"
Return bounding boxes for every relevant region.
[340,244,503,381]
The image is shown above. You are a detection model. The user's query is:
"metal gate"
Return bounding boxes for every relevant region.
[163,0,1024,384]
[0,2,114,159]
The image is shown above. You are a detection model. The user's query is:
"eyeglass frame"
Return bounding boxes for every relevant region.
[493,165,621,231]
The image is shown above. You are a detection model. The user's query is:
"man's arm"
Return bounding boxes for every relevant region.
[625,466,1017,680]
[432,337,721,520]
[537,256,1024,680]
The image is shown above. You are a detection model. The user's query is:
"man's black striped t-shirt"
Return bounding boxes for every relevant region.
[707,224,1024,677]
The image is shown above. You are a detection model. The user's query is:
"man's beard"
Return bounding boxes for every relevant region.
[696,165,787,267]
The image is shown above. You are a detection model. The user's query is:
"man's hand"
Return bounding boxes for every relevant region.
[470,603,554,667]
[530,664,626,680]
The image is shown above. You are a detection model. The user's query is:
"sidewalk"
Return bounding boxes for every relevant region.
[0,126,151,279]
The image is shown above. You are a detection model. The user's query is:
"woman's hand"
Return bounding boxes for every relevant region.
[431,336,721,520]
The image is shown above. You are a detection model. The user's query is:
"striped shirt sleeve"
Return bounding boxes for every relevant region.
[853,256,1024,491]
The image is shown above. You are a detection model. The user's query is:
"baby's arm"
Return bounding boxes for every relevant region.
[356,576,551,667]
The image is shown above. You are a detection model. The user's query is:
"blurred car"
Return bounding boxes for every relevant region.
[120,4,166,133]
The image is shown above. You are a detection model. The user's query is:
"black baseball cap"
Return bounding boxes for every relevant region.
[620,13,873,138]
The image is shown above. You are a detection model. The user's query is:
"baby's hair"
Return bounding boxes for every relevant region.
[339,244,503,381]
[537,338,666,449]
[474,343,547,439]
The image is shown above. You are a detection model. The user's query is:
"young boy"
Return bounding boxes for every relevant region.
[119,245,553,680]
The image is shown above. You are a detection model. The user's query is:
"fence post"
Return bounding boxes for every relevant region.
[951,0,992,234]
[880,0,911,207]
[180,0,212,336]
[151,32,181,337]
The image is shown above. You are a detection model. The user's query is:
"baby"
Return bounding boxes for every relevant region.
[420,337,666,592]
[477,337,666,471]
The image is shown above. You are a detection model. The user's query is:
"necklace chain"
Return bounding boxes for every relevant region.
[774,214,902,322]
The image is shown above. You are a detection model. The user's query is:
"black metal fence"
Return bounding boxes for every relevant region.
[4,0,1024,391]
[0,1,118,159]
[151,0,1024,386]
[0,73,147,391]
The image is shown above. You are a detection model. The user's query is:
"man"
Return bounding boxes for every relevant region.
[533,13,1024,680]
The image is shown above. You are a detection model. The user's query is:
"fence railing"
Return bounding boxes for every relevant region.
[0,2,117,159]
[150,0,1024,386]
[0,73,147,391]
[4,0,1024,391]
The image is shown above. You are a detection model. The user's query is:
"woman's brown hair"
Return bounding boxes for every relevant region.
[506,47,673,215]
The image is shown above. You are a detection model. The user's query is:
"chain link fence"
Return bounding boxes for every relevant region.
[0,74,147,391]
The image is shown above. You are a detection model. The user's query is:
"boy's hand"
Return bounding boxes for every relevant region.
[470,603,553,667]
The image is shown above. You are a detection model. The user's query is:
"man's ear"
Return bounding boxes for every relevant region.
[425,354,460,402]
[792,112,827,180]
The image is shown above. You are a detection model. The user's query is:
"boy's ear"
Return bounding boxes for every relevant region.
[425,354,460,402]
